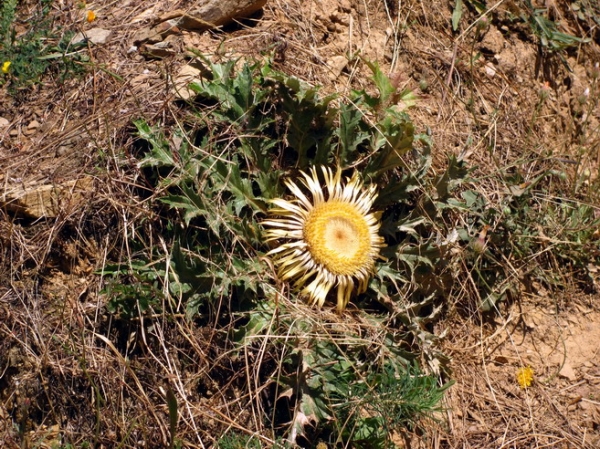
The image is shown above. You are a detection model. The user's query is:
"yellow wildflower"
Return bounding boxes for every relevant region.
[1,61,11,74]
[516,366,534,388]
[86,10,96,22]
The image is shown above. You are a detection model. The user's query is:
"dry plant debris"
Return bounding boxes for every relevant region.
[1,0,599,448]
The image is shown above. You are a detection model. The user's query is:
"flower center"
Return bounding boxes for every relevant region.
[303,201,372,275]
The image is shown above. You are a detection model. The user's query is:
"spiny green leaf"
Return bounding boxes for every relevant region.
[350,417,387,444]
[365,109,414,177]
[135,120,176,168]
[364,59,395,105]
[234,304,275,347]
[336,102,369,162]
[213,160,262,214]
[160,192,205,225]
[452,0,464,31]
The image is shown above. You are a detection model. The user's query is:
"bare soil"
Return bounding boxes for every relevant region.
[1,0,599,448]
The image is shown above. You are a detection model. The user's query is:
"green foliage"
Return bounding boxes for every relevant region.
[522,0,591,53]
[440,162,600,312]
[452,0,464,31]
[102,260,164,319]
[106,57,431,319]
[103,56,453,444]
[342,362,449,447]
[570,0,600,27]
[216,432,264,449]
[0,0,87,89]
[443,0,598,311]
[104,54,599,445]
[53,444,91,449]
[455,0,590,64]
[235,300,450,447]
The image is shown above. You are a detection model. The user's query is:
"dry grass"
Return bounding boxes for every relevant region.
[1,0,599,448]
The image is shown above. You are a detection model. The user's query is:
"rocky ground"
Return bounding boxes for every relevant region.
[1,0,599,447]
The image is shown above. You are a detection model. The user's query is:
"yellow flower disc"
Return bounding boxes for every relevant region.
[304,200,371,275]
[263,166,384,311]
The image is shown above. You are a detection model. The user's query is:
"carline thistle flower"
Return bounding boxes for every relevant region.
[263,166,385,311]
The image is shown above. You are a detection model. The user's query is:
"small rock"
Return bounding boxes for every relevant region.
[480,26,505,55]
[27,120,41,130]
[133,22,181,46]
[484,63,497,77]
[0,177,94,218]
[0,117,9,128]
[339,0,352,12]
[191,0,268,26]
[132,26,163,45]
[567,403,578,412]
[55,146,70,157]
[158,10,214,31]
[327,55,348,81]
[70,27,112,45]
[23,121,40,136]
[173,64,203,100]
[493,355,509,365]
[559,362,578,382]
[141,42,177,59]
[155,21,181,37]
